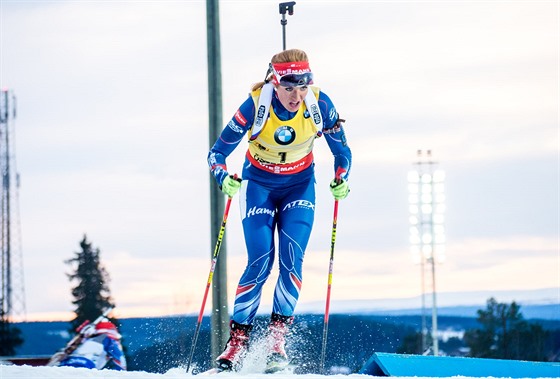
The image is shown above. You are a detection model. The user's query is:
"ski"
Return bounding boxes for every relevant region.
[192,363,297,375]
[264,360,297,374]
[264,363,288,374]
[193,367,226,376]
[265,365,297,374]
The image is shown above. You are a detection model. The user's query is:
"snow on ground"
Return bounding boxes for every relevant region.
[0,365,558,379]
[1,365,353,379]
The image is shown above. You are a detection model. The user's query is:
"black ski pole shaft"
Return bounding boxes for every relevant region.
[320,199,339,373]
[186,195,234,373]
[279,2,296,50]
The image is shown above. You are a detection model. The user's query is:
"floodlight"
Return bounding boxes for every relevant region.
[408,171,420,182]
[421,204,432,214]
[407,149,446,356]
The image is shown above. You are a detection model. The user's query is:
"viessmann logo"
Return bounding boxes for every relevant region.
[277,68,311,75]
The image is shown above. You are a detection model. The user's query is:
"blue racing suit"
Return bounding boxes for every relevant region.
[58,334,126,370]
[208,86,351,325]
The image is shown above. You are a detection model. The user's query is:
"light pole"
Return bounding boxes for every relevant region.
[408,149,445,356]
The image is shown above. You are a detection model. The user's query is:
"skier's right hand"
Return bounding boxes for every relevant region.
[220,175,242,198]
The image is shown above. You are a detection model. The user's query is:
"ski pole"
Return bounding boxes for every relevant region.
[279,2,296,50]
[319,197,339,374]
[186,193,235,373]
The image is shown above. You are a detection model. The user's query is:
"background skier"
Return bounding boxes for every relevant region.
[57,320,127,370]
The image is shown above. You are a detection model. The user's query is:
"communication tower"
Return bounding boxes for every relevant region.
[0,88,26,323]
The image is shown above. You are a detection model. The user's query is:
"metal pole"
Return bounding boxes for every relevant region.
[0,90,10,322]
[415,151,427,354]
[279,2,296,50]
[4,91,10,319]
[426,150,439,356]
[206,0,229,365]
[0,90,6,324]
[430,256,439,355]
[421,258,427,353]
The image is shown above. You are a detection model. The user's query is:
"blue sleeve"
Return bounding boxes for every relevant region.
[207,96,255,186]
[103,338,126,371]
[318,91,352,181]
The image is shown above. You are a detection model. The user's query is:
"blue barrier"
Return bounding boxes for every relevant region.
[359,352,560,378]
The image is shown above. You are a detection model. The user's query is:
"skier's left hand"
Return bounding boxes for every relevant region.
[330,178,350,200]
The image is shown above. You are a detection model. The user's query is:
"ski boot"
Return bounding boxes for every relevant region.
[215,320,252,372]
[265,313,294,373]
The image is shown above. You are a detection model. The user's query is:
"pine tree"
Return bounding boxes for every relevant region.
[464,297,549,361]
[396,331,431,355]
[65,235,115,330]
[0,315,23,356]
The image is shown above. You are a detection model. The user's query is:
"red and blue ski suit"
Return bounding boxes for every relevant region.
[208,86,351,325]
[58,333,126,370]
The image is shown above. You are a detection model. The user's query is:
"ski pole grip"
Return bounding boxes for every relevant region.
[334,167,346,184]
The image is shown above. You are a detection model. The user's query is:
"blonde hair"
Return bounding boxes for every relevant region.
[251,49,310,92]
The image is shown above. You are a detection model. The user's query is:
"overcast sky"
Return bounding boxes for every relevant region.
[0,0,558,321]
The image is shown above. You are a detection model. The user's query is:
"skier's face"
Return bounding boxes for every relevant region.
[276,85,309,112]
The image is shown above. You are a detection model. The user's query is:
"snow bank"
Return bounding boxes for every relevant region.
[0,365,358,379]
[2,365,559,379]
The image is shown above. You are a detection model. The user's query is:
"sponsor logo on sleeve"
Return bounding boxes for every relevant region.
[227,120,244,133]
[234,110,247,126]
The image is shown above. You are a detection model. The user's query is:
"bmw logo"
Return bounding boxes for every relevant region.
[274,126,296,145]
